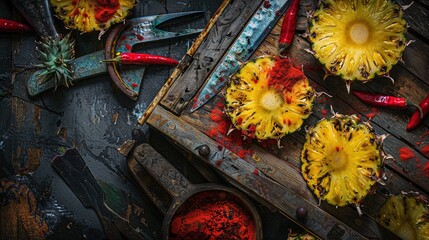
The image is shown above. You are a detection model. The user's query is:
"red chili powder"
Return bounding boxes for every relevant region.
[95,0,120,23]
[422,145,429,157]
[207,101,254,159]
[423,163,429,177]
[399,147,415,161]
[169,191,256,240]
[321,109,328,118]
[365,107,379,119]
[267,58,304,93]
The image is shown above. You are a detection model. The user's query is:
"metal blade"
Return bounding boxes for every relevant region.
[190,0,291,112]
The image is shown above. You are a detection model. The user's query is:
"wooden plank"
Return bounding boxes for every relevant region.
[183,94,423,233]
[147,105,384,240]
[397,0,429,40]
[160,0,264,114]
[137,0,232,125]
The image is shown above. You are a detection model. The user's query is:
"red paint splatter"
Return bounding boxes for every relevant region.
[136,34,144,40]
[125,43,132,51]
[263,1,271,8]
[253,169,260,175]
[399,147,415,161]
[131,82,138,88]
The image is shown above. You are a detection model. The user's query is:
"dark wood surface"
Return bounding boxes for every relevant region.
[0,0,315,239]
[146,0,429,239]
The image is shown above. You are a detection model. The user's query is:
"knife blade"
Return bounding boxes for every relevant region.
[190,0,291,113]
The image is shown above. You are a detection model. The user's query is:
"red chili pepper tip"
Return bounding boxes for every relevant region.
[406,94,429,131]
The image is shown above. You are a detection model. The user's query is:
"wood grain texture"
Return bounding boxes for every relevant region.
[147,0,429,238]
[160,0,264,114]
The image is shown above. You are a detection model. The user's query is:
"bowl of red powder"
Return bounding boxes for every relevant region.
[129,143,262,240]
[164,186,262,240]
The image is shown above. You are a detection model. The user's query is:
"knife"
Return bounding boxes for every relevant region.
[52,149,147,240]
[190,0,291,113]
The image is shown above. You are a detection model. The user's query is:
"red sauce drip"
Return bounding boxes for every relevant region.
[170,191,256,240]
[95,0,120,23]
[399,147,415,161]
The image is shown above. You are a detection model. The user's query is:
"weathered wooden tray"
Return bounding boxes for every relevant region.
[142,0,429,238]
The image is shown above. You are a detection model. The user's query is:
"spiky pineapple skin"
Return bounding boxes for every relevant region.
[308,0,407,82]
[34,33,75,89]
[377,194,429,240]
[224,56,314,140]
[301,114,385,207]
[50,0,136,33]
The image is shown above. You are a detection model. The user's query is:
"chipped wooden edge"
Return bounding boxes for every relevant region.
[137,0,232,126]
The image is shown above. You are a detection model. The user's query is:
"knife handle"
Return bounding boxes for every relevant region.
[51,149,123,240]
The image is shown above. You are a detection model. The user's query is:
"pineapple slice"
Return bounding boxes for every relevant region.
[377,193,429,240]
[308,0,407,88]
[224,56,315,141]
[301,114,386,209]
[50,0,136,33]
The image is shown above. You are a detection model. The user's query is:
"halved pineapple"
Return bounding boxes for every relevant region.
[377,193,429,240]
[50,0,136,33]
[301,114,386,210]
[308,0,407,89]
[224,56,315,141]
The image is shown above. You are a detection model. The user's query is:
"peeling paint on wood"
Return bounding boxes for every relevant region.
[0,179,49,240]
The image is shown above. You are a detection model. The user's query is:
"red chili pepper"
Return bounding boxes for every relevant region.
[406,94,429,131]
[353,90,423,115]
[102,53,179,66]
[278,0,301,56]
[0,18,32,32]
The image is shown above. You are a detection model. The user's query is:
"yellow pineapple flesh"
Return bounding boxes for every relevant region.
[308,0,407,84]
[301,114,385,208]
[50,0,135,33]
[224,56,315,141]
[377,194,429,240]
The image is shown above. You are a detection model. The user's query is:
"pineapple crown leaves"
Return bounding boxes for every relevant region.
[34,33,75,90]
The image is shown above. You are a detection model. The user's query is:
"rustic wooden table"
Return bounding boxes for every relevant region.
[0,0,315,239]
[144,0,429,239]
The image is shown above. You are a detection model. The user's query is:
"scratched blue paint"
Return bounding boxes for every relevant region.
[190,0,291,112]
[27,12,203,97]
